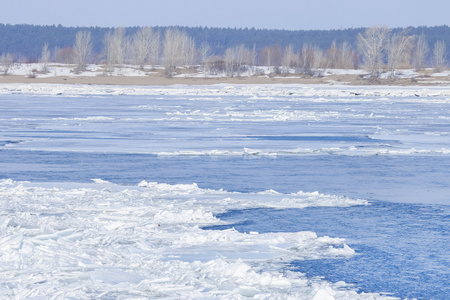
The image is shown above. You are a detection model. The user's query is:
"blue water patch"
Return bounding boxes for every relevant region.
[1,148,449,298]
[0,140,24,147]
[204,203,450,300]
[1,150,450,204]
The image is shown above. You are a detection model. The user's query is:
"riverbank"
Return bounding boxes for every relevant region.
[2,63,450,86]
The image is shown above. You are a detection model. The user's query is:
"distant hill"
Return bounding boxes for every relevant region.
[1,23,450,63]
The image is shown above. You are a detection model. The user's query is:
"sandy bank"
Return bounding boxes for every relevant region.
[1,65,448,86]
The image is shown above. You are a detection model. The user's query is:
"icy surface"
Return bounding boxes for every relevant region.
[0,179,378,299]
[1,83,450,157]
[1,83,449,299]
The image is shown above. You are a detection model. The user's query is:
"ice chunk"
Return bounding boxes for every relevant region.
[0,180,386,299]
[90,268,144,285]
[313,288,336,300]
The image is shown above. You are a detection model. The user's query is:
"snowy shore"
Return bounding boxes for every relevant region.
[2,62,450,86]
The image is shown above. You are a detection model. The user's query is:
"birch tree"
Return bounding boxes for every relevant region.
[162,28,196,76]
[224,46,237,77]
[282,44,297,74]
[298,44,323,75]
[387,31,413,79]
[259,45,282,67]
[162,28,179,74]
[433,40,447,72]
[132,27,155,69]
[182,35,196,67]
[104,27,126,72]
[73,30,92,73]
[251,44,257,73]
[198,42,212,66]
[340,41,358,69]
[357,26,391,81]
[324,41,356,69]
[235,44,250,76]
[412,33,429,70]
[299,44,314,73]
[325,41,339,69]
[0,53,14,75]
[40,43,50,73]
[224,45,251,77]
[149,31,161,66]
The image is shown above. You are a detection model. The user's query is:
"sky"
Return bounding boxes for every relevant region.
[1,0,450,30]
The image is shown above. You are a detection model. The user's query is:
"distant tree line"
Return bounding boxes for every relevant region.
[1,24,449,79]
[0,24,364,60]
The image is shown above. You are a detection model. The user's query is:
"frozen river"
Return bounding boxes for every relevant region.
[0,84,449,299]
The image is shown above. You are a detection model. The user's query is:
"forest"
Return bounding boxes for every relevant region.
[1,23,450,79]
[0,24,365,59]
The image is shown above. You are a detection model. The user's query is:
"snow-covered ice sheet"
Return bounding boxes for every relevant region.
[1,83,450,156]
[0,179,388,299]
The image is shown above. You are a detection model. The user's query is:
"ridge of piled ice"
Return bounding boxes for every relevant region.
[0,179,395,299]
[155,147,450,156]
[2,82,450,100]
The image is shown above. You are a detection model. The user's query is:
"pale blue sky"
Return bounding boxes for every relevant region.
[1,0,449,30]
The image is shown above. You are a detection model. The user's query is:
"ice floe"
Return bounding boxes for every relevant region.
[0,179,397,299]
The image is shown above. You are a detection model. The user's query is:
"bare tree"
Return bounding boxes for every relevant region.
[387,31,413,79]
[299,44,313,73]
[224,46,237,77]
[251,44,257,73]
[55,47,73,64]
[325,41,339,69]
[259,44,282,68]
[433,40,447,72]
[282,44,297,74]
[204,55,225,75]
[235,44,251,76]
[324,41,357,69]
[123,35,133,65]
[0,53,14,75]
[223,44,251,77]
[340,41,358,69]
[149,31,161,66]
[72,30,92,73]
[104,27,126,72]
[298,44,323,75]
[412,33,429,70]
[162,28,179,74]
[357,26,391,81]
[198,42,212,74]
[162,28,195,76]
[312,46,325,69]
[132,27,155,69]
[181,35,196,67]
[40,43,51,73]
[198,42,212,65]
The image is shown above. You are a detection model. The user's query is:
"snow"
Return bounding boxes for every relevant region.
[0,179,382,299]
[2,63,150,78]
[2,63,450,84]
